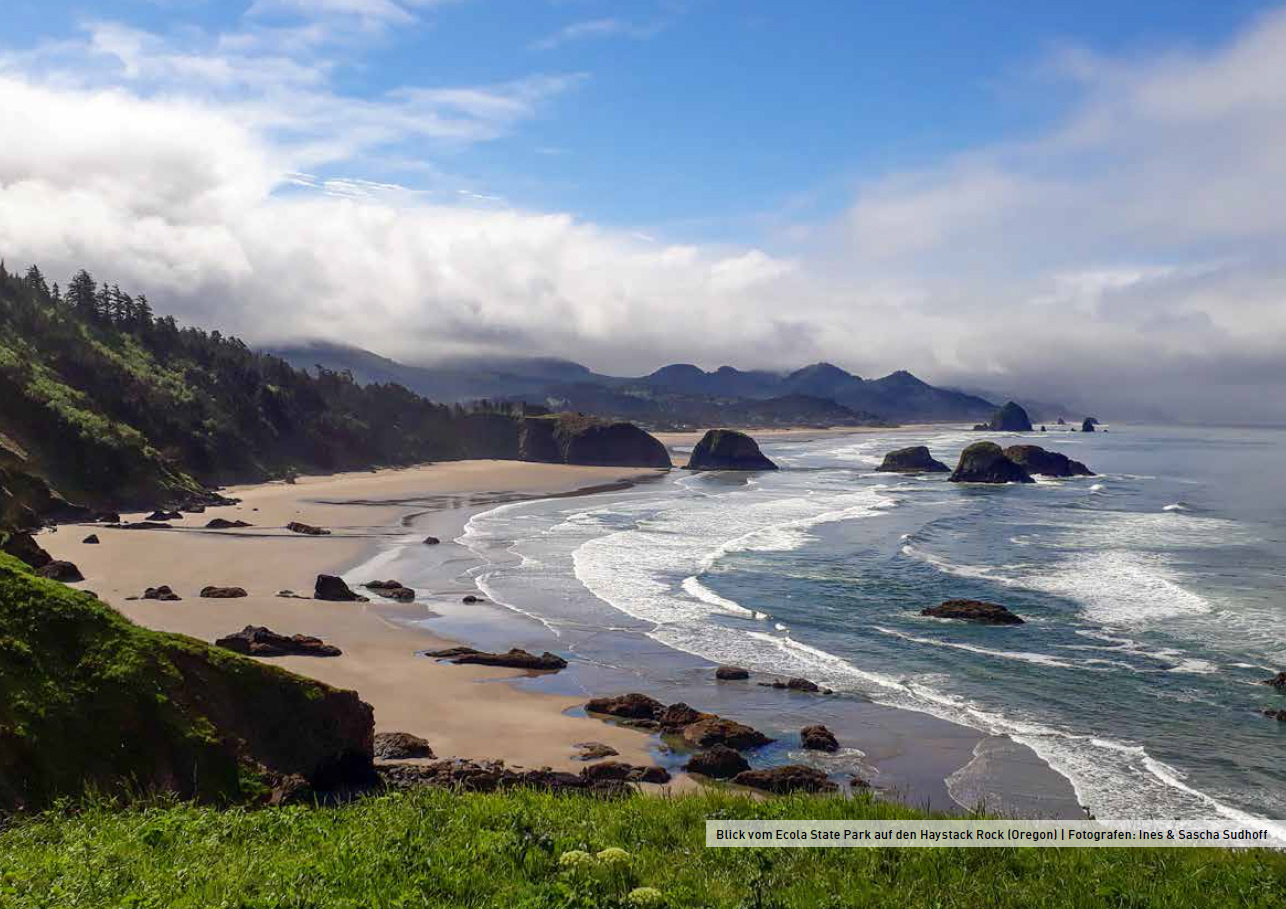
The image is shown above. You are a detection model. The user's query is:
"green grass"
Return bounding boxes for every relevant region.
[2,788,1284,908]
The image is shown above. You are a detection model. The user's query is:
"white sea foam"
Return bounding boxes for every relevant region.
[1162,502,1190,512]
[680,575,760,618]
[872,626,1090,670]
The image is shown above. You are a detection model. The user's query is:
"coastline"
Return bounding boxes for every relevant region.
[40,460,668,772]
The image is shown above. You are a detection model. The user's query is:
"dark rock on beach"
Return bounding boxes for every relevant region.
[2,532,52,570]
[580,760,671,785]
[949,442,1035,484]
[681,717,774,751]
[37,560,84,583]
[1004,445,1094,478]
[656,703,713,730]
[684,745,750,779]
[685,429,778,471]
[146,510,182,521]
[922,599,1024,625]
[759,677,829,694]
[715,665,750,681]
[374,732,435,760]
[122,521,172,530]
[585,693,665,719]
[800,724,839,752]
[82,534,100,544]
[287,521,331,536]
[215,625,342,657]
[200,585,248,599]
[733,765,838,794]
[315,574,366,601]
[574,742,619,761]
[423,536,440,545]
[875,445,949,473]
[142,585,181,601]
[462,594,482,603]
[425,647,568,671]
[378,759,629,797]
[365,580,415,601]
[206,518,252,529]
[986,401,1034,432]
[94,511,121,523]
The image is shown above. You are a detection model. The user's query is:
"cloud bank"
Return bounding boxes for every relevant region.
[3,7,1286,422]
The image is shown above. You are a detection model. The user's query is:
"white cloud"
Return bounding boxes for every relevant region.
[531,17,665,51]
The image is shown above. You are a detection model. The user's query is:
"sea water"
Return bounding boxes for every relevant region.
[419,425,1286,828]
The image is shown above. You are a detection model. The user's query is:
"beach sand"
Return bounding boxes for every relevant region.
[40,461,669,772]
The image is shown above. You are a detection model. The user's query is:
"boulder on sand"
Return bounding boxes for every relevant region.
[315,574,366,601]
[684,745,750,779]
[200,586,248,599]
[875,446,949,473]
[424,647,568,671]
[215,625,341,657]
[365,580,415,601]
[1003,445,1094,478]
[37,560,84,583]
[287,522,331,536]
[800,724,839,752]
[732,765,837,794]
[206,518,252,529]
[146,510,182,521]
[142,585,181,601]
[423,536,441,545]
[684,430,778,471]
[82,534,100,544]
[949,442,1035,484]
[986,401,1034,432]
[922,599,1024,625]
[374,731,435,760]
[573,742,619,761]
[580,760,671,784]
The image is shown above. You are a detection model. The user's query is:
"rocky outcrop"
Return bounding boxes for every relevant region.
[1,532,52,570]
[142,585,181,601]
[200,585,248,599]
[1260,672,1286,690]
[656,703,713,729]
[315,574,366,601]
[684,745,750,779]
[82,534,100,544]
[732,766,838,794]
[37,560,84,582]
[374,732,435,760]
[922,599,1024,625]
[681,717,775,751]
[365,580,416,601]
[586,693,665,719]
[875,446,949,473]
[424,647,568,671]
[146,510,182,521]
[123,521,172,530]
[685,430,778,471]
[378,758,628,796]
[287,522,331,536]
[986,402,1034,432]
[715,665,750,681]
[215,625,342,657]
[0,462,91,532]
[462,594,482,604]
[206,518,252,529]
[1081,418,1096,433]
[518,414,672,468]
[580,761,671,785]
[574,742,619,761]
[949,442,1034,484]
[1264,710,1286,722]
[423,536,441,545]
[0,554,375,810]
[1003,445,1094,478]
[800,724,839,752]
[759,677,829,694]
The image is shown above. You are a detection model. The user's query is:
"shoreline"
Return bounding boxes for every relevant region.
[40,461,669,773]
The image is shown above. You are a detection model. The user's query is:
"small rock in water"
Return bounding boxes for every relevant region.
[715,665,750,681]
[1263,709,1286,722]
[585,693,665,720]
[462,594,483,604]
[1260,672,1286,690]
[922,599,1024,625]
[800,724,839,752]
[684,745,750,779]
[423,536,441,545]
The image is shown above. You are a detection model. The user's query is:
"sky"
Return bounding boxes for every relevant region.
[2,1,1286,422]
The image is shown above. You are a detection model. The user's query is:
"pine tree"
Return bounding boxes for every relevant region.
[67,270,97,317]
[135,294,154,328]
[24,265,50,299]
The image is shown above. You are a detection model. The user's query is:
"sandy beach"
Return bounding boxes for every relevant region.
[40,460,669,772]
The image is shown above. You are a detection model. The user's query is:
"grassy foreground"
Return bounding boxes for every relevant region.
[3,789,1284,908]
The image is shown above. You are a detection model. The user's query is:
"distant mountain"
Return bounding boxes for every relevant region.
[268,345,1000,428]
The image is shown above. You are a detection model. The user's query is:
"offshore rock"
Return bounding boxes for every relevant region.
[875,446,949,473]
[1004,445,1094,478]
[800,724,839,752]
[986,401,1034,432]
[922,599,1024,625]
[949,442,1034,484]
[684,430,778,471]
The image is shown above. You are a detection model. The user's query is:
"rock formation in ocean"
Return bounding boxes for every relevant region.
[949,442,1035,484]
[922,599,1024,624]
[715,665,750,680]
[684,430,778,471]
[680,717,775,750]
[1003,445,1094,477]
[732,766,838,794]
[986,401,1034,432]
[684,745,750,778]
[585,693,666,719]
[585,692,774,750]
[1081,418,1096,433]
[215,625,343,657]
[800,724,839,752]
[875,445,949,473]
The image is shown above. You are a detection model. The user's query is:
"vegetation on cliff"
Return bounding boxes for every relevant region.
[0,553,374,811]
[2,788,1283,908]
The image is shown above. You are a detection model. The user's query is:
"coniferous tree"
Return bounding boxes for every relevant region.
[24,265,49,299]
[67,270,97,317]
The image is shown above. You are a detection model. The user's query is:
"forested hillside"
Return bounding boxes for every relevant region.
[0,262,667,523]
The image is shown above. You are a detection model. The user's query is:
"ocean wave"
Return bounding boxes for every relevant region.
[680,575,762,619]
[872,626,1092,670]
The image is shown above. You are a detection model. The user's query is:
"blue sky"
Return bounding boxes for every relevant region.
[3,0,1275,242]
[3,1,1286,420]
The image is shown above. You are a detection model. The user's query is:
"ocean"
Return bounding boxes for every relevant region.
[367,424,1286,830]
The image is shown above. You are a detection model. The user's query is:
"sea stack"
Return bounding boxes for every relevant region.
[875,446,949,473]
[985,401,1034,432]
[685,430,778,471]
[1081,418,1097,433]
[949,442,1034,484]
[1003,445,1094,477]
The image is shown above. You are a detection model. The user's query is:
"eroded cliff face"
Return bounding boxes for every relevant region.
[0,554,374,811]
